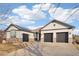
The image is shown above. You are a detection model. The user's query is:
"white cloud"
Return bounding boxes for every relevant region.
[7,16,35,25]
[69,9,79,20]
[41,4,51,11]
[73,29,79,35]
[49,7,69,21]
[49,6,79,22]
[33,3,51,11]
[12,5,46,21]
[0,4,49,30]
[32,9,46,20]
[12,5,33,20]
[3,5,47,26]
[32,4,41,9]
[0,4,51,26]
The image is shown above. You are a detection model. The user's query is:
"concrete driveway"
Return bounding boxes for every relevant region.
[40,43,79,56]
[7,43,79,56]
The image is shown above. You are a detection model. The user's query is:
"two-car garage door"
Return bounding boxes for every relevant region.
[44,33,53,42]
[44,32,68,43]
[56,32,68,43]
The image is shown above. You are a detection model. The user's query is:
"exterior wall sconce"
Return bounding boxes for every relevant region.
[53,24,55,26]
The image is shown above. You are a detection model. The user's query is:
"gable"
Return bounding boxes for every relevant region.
[41,22,70,30]
[6,25,19,31]
[5,24,33,33]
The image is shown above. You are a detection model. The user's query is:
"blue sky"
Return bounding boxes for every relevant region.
[0,3,79,34]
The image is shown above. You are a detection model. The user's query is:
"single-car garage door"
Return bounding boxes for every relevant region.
[23,34,29,42]
[56,32,68,43]
[44,33,53,42]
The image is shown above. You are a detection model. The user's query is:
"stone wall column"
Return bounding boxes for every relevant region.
[41,33,44,42]
[69,32,73,43]
[53,32,56,43]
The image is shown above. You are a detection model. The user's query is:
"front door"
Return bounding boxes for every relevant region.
[23,34,29,42]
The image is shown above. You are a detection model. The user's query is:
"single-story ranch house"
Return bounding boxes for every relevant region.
[5,20,75,43]
[5,24,34,42]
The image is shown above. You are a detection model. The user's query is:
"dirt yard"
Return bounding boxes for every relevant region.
[0,43,17,55]
[0,42,27,56]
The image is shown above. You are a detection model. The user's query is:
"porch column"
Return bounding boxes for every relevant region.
[53,32,56,43]
[41,33,44,42]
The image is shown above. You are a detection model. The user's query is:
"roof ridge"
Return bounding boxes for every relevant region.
[40,19,75,30]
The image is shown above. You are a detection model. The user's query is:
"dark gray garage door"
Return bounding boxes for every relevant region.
[44,33,53,42]
[23,34,29,42]
[56,32,68,43]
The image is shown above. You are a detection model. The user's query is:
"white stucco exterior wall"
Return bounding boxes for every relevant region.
[40,21,73,43]
[6,25,34,42]
[42,22,68,30]
[41,29,73,43]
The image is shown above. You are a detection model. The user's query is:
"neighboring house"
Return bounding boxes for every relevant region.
[5,24,34,42]
[34,20,75,43]
[5,20,75,43]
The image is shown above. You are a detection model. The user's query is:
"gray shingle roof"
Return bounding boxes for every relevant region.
[5,24,33,33]
[40,19,75,30]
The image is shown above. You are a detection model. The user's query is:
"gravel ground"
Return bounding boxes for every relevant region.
[7,43,79,56]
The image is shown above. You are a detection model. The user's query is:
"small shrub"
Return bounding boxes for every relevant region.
[73,39,79,44]
[75,39,79,44]
[73,35,79,44]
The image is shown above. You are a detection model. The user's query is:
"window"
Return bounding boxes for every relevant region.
[34,32,39,41]
[10,30,16,38]
[34,32,38,38]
